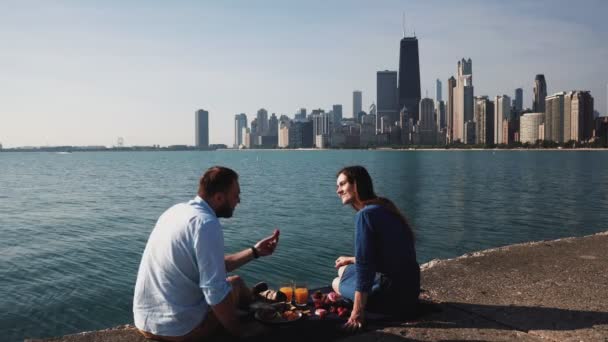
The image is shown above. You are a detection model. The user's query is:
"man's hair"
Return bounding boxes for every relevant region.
[198,166,239,198]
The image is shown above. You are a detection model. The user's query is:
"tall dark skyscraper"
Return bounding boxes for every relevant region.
[533,74,547,113]
[398,36,421,123]
[195,109,209,148]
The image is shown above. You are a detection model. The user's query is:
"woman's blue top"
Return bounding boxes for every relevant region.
[354,204,420,303]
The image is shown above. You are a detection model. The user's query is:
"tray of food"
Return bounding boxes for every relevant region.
[253,302,303,324]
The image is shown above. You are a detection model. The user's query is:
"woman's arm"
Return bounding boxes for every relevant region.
[335,256,356,268]
[344,290,367,332]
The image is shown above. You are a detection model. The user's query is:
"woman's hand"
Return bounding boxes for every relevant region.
[343,309,365,333]
[335,256,355,268]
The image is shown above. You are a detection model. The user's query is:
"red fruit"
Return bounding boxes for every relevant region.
[315,308,328,319]
[314,302,323,309]
[327,291,341,302]
[329,306,336,313]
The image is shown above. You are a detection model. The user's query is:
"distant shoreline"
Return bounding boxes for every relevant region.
[2,147,607,153]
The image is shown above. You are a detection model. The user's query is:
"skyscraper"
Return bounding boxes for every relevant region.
[474,96,494,145]
[545,92,565,142]
[494,95,511,145]
[233,113,247,148]
[312,113,331,147]
[332,104,343,123]
[565,90,594,142]
[533,75,547,113]
[398,36,421,124]
[435,100,446,130]
[376,70,399,134]
[353,91,362,119]
[454,58,474,142]
[520,113,544,144]
[418,98,436,145]
[515,88,523,112]
[268,113,278,136]
[295,108,307,120]
[446,76,456,143]
[256,108,269,135]
[436,79,442,102]
[195,109,209,148]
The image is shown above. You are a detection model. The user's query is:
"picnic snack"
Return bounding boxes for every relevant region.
[282,310,300,321]
[309,291,351,319]
[327,291,341,302]
[315,308,328,319]
[336,306,349,318]
[255,302,302,323]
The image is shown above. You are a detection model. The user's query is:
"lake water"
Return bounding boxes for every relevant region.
[1,150,607,341]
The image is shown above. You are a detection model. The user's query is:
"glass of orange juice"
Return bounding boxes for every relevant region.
[279,282,294,303]
[294,282,309,306]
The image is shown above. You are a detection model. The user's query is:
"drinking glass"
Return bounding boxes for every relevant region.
[294,282,309,306]
[279,281,294,303]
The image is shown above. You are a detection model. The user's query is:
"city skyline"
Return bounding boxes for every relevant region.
[1,0,607,147]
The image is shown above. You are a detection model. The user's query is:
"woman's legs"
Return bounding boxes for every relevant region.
[332,265,348,294]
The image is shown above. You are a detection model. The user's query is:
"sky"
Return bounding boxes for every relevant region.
[1,0,607,147]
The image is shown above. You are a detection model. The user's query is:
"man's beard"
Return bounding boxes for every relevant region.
[215,202,234,218]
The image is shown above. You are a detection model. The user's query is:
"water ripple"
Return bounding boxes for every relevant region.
[1,150,607,341]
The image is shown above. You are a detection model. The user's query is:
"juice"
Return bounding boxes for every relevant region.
[279,286,293,302]
[294,287,309,305]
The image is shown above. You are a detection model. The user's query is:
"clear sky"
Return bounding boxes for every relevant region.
[1,0,607,147]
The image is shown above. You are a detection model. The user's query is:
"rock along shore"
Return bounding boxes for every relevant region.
[27,231,608,342]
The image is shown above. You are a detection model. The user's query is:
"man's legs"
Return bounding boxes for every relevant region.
[138,275,249,341]
[226,274,253,309]
[138,313,219,342]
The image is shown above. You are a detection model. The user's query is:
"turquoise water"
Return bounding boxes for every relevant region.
[1,150,607,341]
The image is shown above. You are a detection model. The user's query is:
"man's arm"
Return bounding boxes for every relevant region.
[224,247,256,273]
[225,229,280,272]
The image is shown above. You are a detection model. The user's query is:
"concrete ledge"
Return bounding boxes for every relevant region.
[345,230,608,341]
[30,231,608,342]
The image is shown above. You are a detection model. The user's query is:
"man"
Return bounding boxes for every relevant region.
[133,166,280,340]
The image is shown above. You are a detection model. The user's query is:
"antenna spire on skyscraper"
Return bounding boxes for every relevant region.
[402,12,406,37]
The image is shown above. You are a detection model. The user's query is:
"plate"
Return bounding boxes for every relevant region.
[254,309,303,324]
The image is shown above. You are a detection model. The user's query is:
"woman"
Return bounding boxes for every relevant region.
[332,166,420,332]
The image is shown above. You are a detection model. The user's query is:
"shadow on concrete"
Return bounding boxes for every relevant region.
[410,301,608,332]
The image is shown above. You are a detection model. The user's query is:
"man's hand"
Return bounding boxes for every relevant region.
[335,256,355,268]
[254,229,280,257]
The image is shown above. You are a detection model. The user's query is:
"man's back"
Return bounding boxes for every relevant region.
[133,197,231,337]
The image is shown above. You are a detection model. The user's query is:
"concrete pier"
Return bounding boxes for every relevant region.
[27,231,608,342]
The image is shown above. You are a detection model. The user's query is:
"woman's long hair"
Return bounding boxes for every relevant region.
[337,166,415,242]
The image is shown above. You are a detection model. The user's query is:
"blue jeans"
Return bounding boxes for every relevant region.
[338,264,418,317]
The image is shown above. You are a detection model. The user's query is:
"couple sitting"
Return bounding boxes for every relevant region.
[133,165,420,341]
